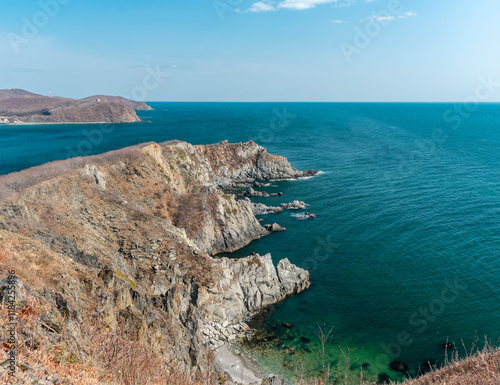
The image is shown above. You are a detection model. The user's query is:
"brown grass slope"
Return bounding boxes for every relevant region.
[0,88,149,123]
[401,346,500,385]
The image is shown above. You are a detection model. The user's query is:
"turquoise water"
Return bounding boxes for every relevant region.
[1,103,500,382]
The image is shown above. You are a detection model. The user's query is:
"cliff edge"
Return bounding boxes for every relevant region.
[0,140,316,384]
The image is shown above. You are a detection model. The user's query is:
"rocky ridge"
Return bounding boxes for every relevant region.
[0,88,149,123]
[0,140,315,384]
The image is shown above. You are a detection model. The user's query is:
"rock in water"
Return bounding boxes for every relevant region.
[377,374,391,384]
[389,361,409,373]
[264,223,286,232]
[251,201,284,215]
[243,187,269,197]
[280,200,307,210]
[209,253,310,323]
[277,258,310,294]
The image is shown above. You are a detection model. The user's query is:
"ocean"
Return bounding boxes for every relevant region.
[1,103,499,382]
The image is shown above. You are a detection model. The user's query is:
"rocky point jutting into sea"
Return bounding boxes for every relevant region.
[0,139,317,384]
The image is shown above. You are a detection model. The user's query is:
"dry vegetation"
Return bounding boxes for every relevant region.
[402,342,500,385]
[0,297,221,385]
[0,88,148,122]
[0,144,147,200]
[0,232,220,385]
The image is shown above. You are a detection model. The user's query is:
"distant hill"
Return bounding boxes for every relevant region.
[0,89,152,124]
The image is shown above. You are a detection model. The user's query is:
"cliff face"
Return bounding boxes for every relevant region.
[197,140,318,188]
[0,140,313,383]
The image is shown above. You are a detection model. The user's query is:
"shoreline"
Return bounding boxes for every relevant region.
[4,120,143,125]
[214,343,266,384]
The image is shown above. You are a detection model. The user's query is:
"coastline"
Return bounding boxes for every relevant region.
[0,140,314,384]
[6,120,143,125]
[214,343,266,384]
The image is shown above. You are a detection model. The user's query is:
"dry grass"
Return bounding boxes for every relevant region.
[0,144,150,200]
[0,284,220,385]
[0,297,103,384]
[403,341,500,385]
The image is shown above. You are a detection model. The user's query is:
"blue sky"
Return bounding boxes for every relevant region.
[1,0,500,102]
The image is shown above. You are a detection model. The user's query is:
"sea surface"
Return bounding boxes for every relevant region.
[1,103,499,382]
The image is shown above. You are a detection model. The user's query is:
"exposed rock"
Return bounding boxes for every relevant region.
[282,322,294,329]
[196,140,319,189]
[0,140,313,384]
[208,253,310,324]
[293,212,317,220]
[242,187,269,197]
[277,258,310,294]
[280,200,307,210]
[251,201,284,215]
[83,164,107,188]
[264,223,286,232]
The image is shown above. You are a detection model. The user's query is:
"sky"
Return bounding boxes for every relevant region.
[1,0,500,102]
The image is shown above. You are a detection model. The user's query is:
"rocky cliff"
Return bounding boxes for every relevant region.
[0,140,315,384]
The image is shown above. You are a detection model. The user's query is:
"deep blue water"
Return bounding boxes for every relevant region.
[1,103,499,382]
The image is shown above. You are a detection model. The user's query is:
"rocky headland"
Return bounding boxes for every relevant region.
[0,89,150,124]
[0,140,317,384]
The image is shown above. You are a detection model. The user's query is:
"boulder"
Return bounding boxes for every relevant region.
[280,200,307,210]
[251,202,284,215]
[264,223,286,232]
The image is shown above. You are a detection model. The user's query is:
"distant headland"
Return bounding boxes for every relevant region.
[0,89,152,125]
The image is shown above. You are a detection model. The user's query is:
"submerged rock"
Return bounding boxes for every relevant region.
[300,336,311,344]
[389,360,409,373]
[377,373,391,384]
[282,345,295,355]
[419,359,437,374]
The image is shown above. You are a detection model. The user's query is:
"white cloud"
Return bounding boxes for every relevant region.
[399,11,417,18]
[325,19,347,23]
[246,0,354,12]
[248,1,276,12]
[360,11,416,22]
